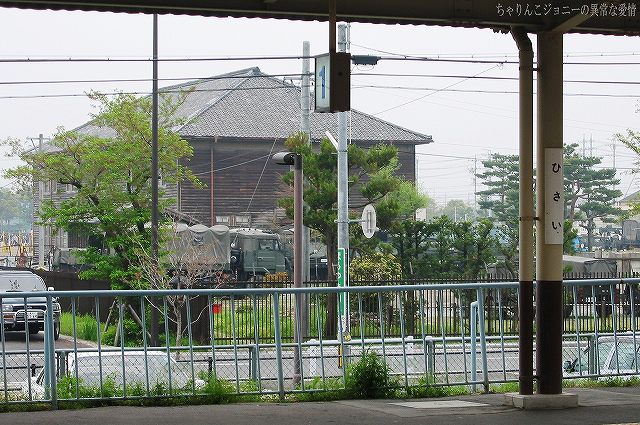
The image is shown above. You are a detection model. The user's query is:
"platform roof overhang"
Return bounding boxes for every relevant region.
[0,0,639,35]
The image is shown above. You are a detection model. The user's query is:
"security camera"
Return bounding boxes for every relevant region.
[272,152,297,165]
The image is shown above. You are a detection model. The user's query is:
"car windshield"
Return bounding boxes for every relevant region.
[597,341,614,371]
[608,340,640,371]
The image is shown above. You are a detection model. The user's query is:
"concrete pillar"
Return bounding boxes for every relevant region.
[536,31,564,395]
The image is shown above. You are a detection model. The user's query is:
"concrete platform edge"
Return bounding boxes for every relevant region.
[503,392,579,410]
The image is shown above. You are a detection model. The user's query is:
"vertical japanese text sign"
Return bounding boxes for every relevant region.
[545,148,564,244]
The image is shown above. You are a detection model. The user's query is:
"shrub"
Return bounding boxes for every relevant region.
[350,253,402,314]
[199,375,235,403]
[345,351,396,399]
[350,253,402,282]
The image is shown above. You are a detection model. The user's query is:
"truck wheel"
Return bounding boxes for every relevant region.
[54,322,60,340]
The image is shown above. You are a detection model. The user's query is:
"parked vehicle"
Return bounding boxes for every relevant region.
[564,335,640,377]
[0,270,60,339]
[229,228,290,281]
[563,255,636,317]
[622,220,640,250]
[53,225,291,283]
[27,350,205,399]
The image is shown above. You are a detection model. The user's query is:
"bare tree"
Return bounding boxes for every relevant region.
[133,222,231,349]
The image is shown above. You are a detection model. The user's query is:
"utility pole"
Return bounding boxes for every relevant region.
[300,40,311,338]
[150,13,160,347]
[38,134,45,268]
[337,23,350,339]
[473,155,478,208]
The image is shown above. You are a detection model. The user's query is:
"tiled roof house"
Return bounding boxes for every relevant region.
[36,67,432,255]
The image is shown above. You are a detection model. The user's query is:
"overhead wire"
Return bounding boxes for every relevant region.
[350,42,640,59]
[1,53,640,66]
[3,71,640,87]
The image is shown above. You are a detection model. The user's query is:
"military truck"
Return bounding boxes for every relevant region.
[229,228,290,281]
[51,224,290,283]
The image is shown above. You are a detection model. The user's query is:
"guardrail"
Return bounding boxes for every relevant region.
[2,278,640,407]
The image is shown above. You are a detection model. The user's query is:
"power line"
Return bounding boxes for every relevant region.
[0,73,308,86]
[0,55,309,64]
[0,84,302,100]
[1,53,640,66]
[355,84,640,98]
[353,72,640,86]
[350,42,640,60]
[3,84,635,106]
[3,70,640,88]
[372,64,503,115]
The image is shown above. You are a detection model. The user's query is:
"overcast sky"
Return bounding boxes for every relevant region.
[0,7,638,208]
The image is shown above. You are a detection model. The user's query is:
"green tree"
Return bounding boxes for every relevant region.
[563,219,579,255]
[616,127,640,217]
[278,132,428,337]
[436,199,477,222]
[476,154,520,223]
[475,153,521,274]
[387,220,431,278]
[0,186,32,231]
[279,132,428,279]
[451,219,496,279]
[3,92,200,289]
[564,143,622,250]
[350,253,402,281]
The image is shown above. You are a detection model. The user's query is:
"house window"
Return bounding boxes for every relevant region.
[216,216,230,224]
[235,215,250,226]
[43,180,53,195]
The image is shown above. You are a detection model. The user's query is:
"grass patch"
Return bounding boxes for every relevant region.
[489,381,520,393]
[405,375,470,398]
[295,377,346,402]
[564,376,640,388]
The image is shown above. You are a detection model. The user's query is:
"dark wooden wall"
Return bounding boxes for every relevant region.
[179,137,418,225]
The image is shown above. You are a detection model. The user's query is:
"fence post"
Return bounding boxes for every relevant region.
[470,301,477,392]
[273,293,285,400]
[424,336,435,378]
[57,351,66,378]
[476,288,489,393]
[249,346,258,381]
[45,295,58,409]
[588,334,597,379]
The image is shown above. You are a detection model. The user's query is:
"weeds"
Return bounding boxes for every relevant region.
[295,377,346,402]
[345,351,398,399]
[489,381,520,393]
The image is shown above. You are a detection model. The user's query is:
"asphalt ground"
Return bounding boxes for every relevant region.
[2,387,640,425]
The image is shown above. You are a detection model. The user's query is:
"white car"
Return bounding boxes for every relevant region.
[26,350,205,399]
[564,335,640,377]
